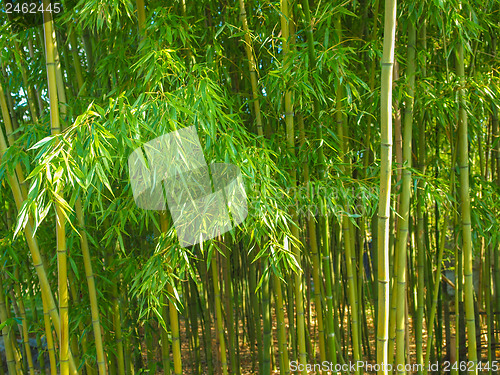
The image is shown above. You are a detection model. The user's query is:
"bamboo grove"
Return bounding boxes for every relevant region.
[0,0,499,374]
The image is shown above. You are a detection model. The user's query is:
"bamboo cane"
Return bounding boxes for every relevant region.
[377,0,397,373]
[0,273,18,375]
[300,0,337,366]
[273,274,289,375]
[238,0,264,137]
[0,79,77,375]
[29,293,46,375]
[280,0,307,372]
[414,20,427,375]
[159,214,182,375]
[42,4,69,374]
[13,267,36,375]
[261,259,271,375]
[211,250,228,375]
[456,40,478,373]
[394,21,416,375]
[109,245,125,375]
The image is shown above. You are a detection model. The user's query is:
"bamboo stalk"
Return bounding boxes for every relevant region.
[160,295,171,375]
[0,274,18,375]
[280,0,307,372]
[261,259,271,375]
[159,214,182,375]
[109,246,125,375]
[394,21,416,375]
[75,198,107,375]
[136,0,146,32]
[211,250,228,375]
[456,40,478,372]
[0,78,77,375]
[42,5,69,374]
[300,0,336,366]
[377,0,397,373]
[29,294,46,375]
[198,258,214,375]
[13,267,36,375]
[273,274,289,375]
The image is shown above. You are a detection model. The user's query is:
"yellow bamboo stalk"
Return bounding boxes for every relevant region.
[0,81,77,375]
[42,3,69,374]
[75,199,107,375]
[377,0,397,373]
[41,289,58,375]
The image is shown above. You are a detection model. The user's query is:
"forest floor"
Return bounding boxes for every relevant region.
[174,297,500,375]
[29,295,500,374]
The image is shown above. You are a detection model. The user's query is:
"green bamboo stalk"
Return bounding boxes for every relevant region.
[238,0,264,137]
[335,12,361,368]
[198,258,214,375]
[187,277,201,375]
[11,40,38,122]
[161,295,171,375]
[5,291,23,374]
[110,246,125,375]
[415,20,427,374]
[221,241,237,375]
[68,32,85,94]
[273,274,289,375]
[456,40,478,372]
[167,282,182,375]
[249,260,263,371]
[394,21,416,375]
[261,259,271,375]
[377,0,397,373]
[211,250,228,375]
[232,246,241,375]
[485,244,492,375]
[424,129,459,373]
[29,295,46,375]
[158,214,182,375]
[136,0,146,32]
[1,64,19,131]
[25,37,44,114]
[75,199,107,375]
[145,323,154,373]
[491,36,500,349]
[363,0,380,181]
[299,113,326,369]
[0,274,18,375]
[388,61,401,367]
[300,1,334,366]
[280,0,307,372]
[13,267,36,375]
